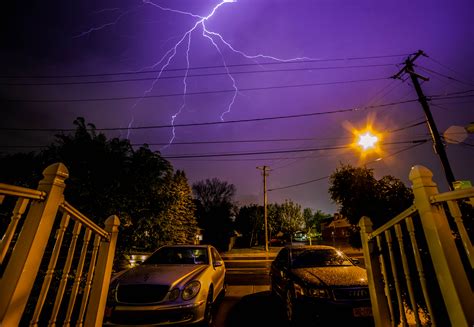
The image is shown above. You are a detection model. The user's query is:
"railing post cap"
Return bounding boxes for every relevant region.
[42,162,69,180]
[409,165,436,184]
[359,216,373,227]
[104,215,120,227]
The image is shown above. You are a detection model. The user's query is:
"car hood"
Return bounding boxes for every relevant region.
[115,264,208,286]
[292,266,368,287]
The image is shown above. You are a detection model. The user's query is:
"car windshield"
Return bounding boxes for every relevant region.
[143,247,209,265]
[291,249,353,268]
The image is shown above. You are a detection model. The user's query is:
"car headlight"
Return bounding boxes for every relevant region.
[307,288,329,298]
[168,288,180,301]
[182,281,201,301]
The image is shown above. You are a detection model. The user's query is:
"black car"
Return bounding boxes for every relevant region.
[270,245,373,325]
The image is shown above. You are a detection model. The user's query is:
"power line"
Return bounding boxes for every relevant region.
[0,98,418,132]
[161,140,428,159]
[426,56,474,86]
[0,53,412,79]
[268,140,428,192]
[416,65,474,87]
[0,77,388,104]
[0,123,429,150]
[0,64,397,87]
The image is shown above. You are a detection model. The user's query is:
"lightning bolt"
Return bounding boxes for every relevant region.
[78,0,319,147]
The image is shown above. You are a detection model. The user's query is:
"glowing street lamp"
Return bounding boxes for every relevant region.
[357,131,379,150]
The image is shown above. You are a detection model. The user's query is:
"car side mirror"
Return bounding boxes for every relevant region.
[214,260,223,267]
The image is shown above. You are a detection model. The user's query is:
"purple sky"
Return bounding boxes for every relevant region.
[1,0,473,214]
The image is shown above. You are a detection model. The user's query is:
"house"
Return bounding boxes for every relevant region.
[321,213,351,242]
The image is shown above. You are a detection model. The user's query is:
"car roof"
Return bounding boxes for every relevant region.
[284,245,337,251]
[160,244,211,249]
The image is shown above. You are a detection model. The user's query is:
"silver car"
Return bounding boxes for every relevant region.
[104,245,226,326]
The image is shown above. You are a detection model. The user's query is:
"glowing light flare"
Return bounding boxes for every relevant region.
[343,114,385,163]
[357,131,379,150]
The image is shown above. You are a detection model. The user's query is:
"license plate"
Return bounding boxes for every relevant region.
[353,307,372,317]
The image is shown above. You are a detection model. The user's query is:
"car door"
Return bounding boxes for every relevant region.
[270,248,290,297]
[210,247,225,299]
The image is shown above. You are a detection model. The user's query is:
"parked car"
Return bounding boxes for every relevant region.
[270,245,372,325]
[292,231,308,242]
[104,244,226,326]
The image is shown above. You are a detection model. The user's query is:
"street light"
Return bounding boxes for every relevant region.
[357,131,379,150]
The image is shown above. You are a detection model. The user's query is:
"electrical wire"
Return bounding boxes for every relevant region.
[0,53,412,79]
[426,56,474,86]
[0,64,397,87]
[0,77,388,104]
[268,140,428,192]
[0,98,418,132]
[161,140,428,159]
[416,65,474,87]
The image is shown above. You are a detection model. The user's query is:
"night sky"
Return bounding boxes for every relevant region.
[1,0,473,214]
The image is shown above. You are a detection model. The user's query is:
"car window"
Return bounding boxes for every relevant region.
[291,249,353,268]
[211,248,222,264]
[143,247,209,265]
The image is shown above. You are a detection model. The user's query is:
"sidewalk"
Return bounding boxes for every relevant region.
[220,243,363,258]
[220,246,281,259]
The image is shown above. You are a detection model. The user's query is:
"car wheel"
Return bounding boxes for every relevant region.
[203,289,214,327]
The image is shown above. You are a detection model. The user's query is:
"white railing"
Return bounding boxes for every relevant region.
[0,163,120,326]
[359,165,474,327]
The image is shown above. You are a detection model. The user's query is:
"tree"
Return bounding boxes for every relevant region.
[192,178,236,250]
[154,170,198,246]
[235,204,263,247]
[328,163,413,246]
[303,208,331,240]
[280,200,305,234]
[329,164,413,227]
[0,117,197,255]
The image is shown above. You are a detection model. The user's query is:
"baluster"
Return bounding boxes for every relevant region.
[76,234,101,327]
[49,221,82,326]
[85,215,120,326]
[0,197,30,265]
[385,229,408,326]
[376,235,396,326]
[446,200,474,268]
[30,212,70,326]
[405,217,436,326]
[394,223,421,326]
[63,229,92,326]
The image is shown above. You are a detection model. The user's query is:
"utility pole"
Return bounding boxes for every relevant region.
[392,50,456,190]
[257,166,270,252]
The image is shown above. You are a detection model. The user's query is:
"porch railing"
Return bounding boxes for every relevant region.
[359,165,473,327]
[0,162,120,326]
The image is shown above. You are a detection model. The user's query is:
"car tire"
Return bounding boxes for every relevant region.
[202,289,214,327]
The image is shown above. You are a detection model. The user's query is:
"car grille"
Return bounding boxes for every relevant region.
[117,284,170,303]
[332,287,370,301]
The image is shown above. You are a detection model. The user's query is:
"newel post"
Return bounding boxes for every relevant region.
[85,215,120,327]
[0,163,69,327]
[359,216,391,327]
[409,165,473,326]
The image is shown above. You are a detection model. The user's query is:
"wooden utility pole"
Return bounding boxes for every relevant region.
[257,166,270,252]
[392,50,456,190]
